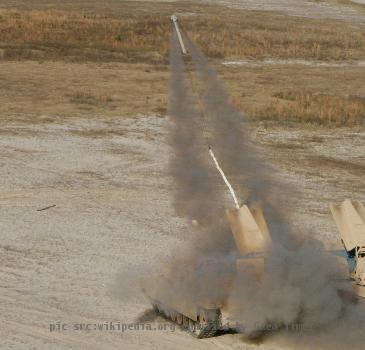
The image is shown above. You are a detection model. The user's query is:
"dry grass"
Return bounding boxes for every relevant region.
[247,91,365,125]
[68,91,114,106]
[306,155,365,177]
[1,1,365,126]
[219,63,365,127]
[1,4,365,63]
[0,9,170,63]
[0,61,168,119]
[183,11,365,61]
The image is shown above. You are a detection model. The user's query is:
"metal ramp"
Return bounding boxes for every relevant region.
[330,199,365,252]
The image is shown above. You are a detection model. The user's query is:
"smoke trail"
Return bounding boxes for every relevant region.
[168,31,220,228]
[184,36,295,247]
[153,32,238,308]
[209,146,240,209]
[151,24,365,349]
[183,36,365,347]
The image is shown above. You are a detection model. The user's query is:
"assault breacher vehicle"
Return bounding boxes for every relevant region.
[330,199,365,297]
[145,199,365,338]
[145,204,272,338]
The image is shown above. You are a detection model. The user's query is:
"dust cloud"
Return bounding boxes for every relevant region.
[152,27,365,349]
[157,32,237,307]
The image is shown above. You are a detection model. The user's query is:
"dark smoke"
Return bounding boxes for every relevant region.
[158,32,237,308]
[168,32,222,230]
[158,28,365,349]
[167,32,237,254]
[184,36,365,348]
[184,35,297,248]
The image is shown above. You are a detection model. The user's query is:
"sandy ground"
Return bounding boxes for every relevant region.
[222,59,365,67]
[0,112,364,349]
[1,0,364,22]
[0,1,364,348]
[206,0,365,22]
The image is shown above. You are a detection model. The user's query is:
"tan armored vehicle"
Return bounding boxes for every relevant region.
[145,204,272,338]
[330,199,365,296]
[145,199,365,338]
[147,15,365,339]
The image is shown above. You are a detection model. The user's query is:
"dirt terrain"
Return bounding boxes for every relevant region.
[210,0,365,22]
[1,114,364,349]
[0,1,364,349]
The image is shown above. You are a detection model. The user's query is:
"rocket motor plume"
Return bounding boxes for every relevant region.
[162,18,365,349]
[209,146,240,209]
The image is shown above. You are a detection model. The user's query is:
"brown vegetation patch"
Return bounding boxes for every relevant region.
[248,91,365,125]
[1,3,365,63]
[0,8,169,63]
[306,155,365,176]
[183,11,365,61]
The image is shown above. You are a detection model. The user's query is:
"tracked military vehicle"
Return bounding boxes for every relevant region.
[145,204,272,338]
[144,15,365,339]
[330,199,365,298]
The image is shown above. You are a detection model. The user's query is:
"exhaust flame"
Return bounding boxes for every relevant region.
[209,146,240,209]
